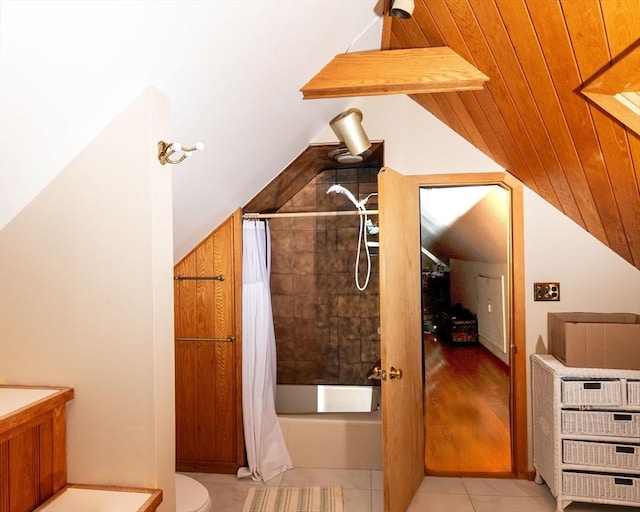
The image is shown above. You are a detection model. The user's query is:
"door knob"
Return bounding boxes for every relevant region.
[388,367,403,380]
[368,366,387,381]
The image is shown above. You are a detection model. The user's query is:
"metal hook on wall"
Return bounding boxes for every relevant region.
[157,140,204,165]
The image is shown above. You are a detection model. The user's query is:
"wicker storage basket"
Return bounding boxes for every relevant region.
[628,381,640,406]
[562,472,640,502]
[561,380,622,406]
[563,440,640,470]
[562,411,640,438]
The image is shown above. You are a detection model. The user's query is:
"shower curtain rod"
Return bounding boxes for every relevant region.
[243,210,378,219]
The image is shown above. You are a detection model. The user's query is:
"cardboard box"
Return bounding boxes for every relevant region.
[548,312,640,370]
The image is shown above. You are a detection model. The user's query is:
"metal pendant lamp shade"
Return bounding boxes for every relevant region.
[390,0,414,19]
[329,108,372,156]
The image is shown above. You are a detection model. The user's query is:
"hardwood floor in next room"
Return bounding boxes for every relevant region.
[424,334,511,474]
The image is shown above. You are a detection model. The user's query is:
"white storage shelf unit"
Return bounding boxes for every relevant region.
[532,354,640,512]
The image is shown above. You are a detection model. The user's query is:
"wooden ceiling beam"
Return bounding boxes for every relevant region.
[300,47,489,99]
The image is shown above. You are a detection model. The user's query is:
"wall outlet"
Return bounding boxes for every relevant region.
[534,282,560,301]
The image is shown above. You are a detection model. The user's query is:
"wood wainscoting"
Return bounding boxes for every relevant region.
[174,210,244,473]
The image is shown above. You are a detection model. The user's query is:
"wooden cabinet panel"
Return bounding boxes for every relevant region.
[0,387,72,512]
[175,211,244,473]
[175,341,198,460]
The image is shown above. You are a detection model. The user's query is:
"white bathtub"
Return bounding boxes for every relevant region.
[276,384,382,470]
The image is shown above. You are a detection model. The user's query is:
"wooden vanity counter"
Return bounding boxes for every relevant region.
[0,384,74,512]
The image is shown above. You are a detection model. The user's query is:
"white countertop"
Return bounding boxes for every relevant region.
[37,487,155,512]
[0,387,59,418]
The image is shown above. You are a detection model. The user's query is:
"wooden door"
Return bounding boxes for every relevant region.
[174,211,244,473]
[378,168,424,512]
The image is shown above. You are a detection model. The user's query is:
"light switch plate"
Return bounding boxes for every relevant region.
[534,282,560,301]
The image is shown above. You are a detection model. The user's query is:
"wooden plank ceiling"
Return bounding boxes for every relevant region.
[384,0,640,270]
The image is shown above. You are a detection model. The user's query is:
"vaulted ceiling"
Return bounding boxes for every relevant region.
[384,0,640,270]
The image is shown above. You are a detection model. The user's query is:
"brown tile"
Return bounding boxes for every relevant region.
[338,317,361,340]
[292,184,316,208]
[316,256,336,275]
[277,361,296,384]
[329,318,339,342]
[324,228,337,251]
[292,217,316,231]
[323,366,340,383]
[316,306,331,327]
[274,315,295,330]
[274,319,293,342]
[293,251,315,274]
[358,181,378,196]
[336,294,361,318]
[328,294,340,313]
[361,316,380,339]
[360,338,380,363]
[271,272,293,295]
[325,216,338,231]
[358,168,379,184]
[295,361,325,383]
[314,216,327,233]
[315,327,330,347]
[269,217,295,231]
[294,295,317,319]
[293,230,316,251]
[339,338,361,363]
[336,213,361,230]
[334,250,354,273]
[295,337,324,363]
[324,336,339,359]
[293,273,317,296]
[339,363,363,384]
[336,169,358,183]
[316,169,337,184]
[276,337,295,360]
[360,295,379,318]
[363,271,380,295]
[272,294,295,316]
[334,272,357,294]
[271,249,294,273]
[314,230,327,251]
[294,318,316,342]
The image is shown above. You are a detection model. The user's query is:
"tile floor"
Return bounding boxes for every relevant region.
[187,469,638,512]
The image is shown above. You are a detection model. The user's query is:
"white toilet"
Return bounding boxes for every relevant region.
[175,473,212,512]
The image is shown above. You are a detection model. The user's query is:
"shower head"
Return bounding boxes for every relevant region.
[326,184,361,209]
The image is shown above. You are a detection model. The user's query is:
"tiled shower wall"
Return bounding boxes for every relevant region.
[270,167,380,386]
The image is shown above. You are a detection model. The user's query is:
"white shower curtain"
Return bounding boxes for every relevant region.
[238,219,292,482]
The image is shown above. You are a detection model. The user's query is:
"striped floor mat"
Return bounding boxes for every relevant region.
[242,486,344,512]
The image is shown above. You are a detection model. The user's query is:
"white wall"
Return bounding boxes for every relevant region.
[450,259,510,365]
[0,88,176,509]
[314,94,501,174]
[523,187,640,345]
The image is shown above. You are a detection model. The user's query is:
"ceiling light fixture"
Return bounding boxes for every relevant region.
[390,0,414,19]
[157,140,204,165]
[329,108,372,156]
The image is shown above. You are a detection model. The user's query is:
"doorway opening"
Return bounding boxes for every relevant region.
[417,175,526,478]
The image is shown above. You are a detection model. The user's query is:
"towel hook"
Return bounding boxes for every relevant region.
[157,140,204,165]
